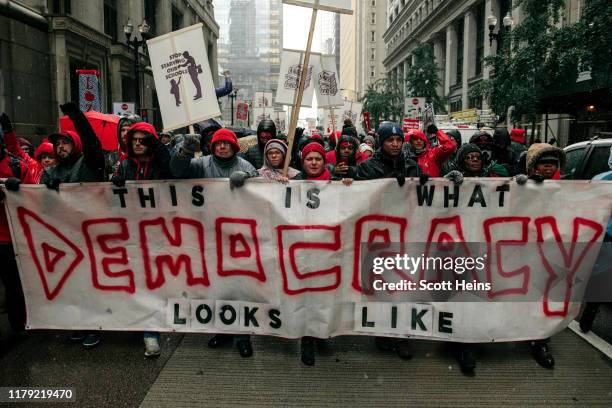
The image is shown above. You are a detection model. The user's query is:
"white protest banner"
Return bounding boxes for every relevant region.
[315,55,343,108]
[282,0,353,14]
[275,49,318,108]
[4,180,611,342]
[147,23,221,131]
[405,97,426,119]
[255,92,274,108]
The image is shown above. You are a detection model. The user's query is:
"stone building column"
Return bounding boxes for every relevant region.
[462,10,476,109]
[444,24,456,111]
[433,36,444,101]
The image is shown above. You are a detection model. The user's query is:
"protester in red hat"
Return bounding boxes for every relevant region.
[404,125,456,177]
[170,127,255,358]
[170,128,255,179]
[30,142,56,182]
[326,134,359,178]
[290,141,351,366]
[0,112,36,339]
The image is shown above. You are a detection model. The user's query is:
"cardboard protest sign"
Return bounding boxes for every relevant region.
[321,108,341,134]
[5,180,611,341]
[275,49,317,108]
[147,24,221,131]
[404,97,426,119]
[315,55,343,108]
[282,0,353,14]
[77,70,101,112]
[273,110,287,132]
[255,92,274,108]
[340,101,362,129]
[252,107,273,130]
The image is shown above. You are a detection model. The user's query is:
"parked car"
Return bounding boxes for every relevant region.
[562,135,612,180]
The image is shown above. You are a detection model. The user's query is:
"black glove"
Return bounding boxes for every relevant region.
[529,174,545,184]
[419,173,430,185]
[0,189,5,202]
[444,170,463,185]
[396,175,405,187]
[0,113,13,133]
[45,177,61,191]
[59,102,80,116]
[229,170,259,189]
[140,132,160,149]
[181,134,201,155]
[515,174,528,185]
[5,177,21,192]
[111,174,126,187]
[427,124,438,135]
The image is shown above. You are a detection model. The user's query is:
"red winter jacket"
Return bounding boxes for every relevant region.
[1,131,37,243]
[406,129,456,177]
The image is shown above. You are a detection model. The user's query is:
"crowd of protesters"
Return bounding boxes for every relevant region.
[1,102,610,376]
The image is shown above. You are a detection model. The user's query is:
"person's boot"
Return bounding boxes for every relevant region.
[208,334,233,348]
[301,337,315,366]
[531,341,555,369]
[82,332,101,349]
[579,303,599,333]
[395,339,413,360]
[236,337,253,358]
[457,345,476,375]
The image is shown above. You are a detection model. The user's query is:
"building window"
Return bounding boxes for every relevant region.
[371,48,375,60]
[475,3,485,76]
[104,0,118,42]
[370,66,376,78]
[50,0,71,14]
[469,94,483,109]
[144,0,157,35]
[371,0,376,6]
[455,18,464,85]
[172,6,182,31]
[371,30,376,42]
[450,99,462,113]
[371,12,376,24]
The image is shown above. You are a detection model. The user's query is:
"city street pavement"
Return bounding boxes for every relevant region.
[1,282,611,407]
[1,314,611,407]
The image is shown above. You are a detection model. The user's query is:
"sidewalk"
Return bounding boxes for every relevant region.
[141,329,612,407]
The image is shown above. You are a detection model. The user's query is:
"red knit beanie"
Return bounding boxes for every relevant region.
[301,141,327,162]
[211,128,240,153]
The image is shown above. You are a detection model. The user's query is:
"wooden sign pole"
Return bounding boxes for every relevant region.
[330,106,337,140]
[283,2,318,177]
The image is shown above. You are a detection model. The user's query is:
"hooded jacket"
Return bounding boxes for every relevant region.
[403,129,456,177]
[325,135,359,177]
[0,131,36,243]
[526,143,566,179]
[258,139,300,181]
[242,119,277,169]
[115,122,172,181]
[40,107,105,185]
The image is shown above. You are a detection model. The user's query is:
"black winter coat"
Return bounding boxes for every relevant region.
[116,143,172,181]
[241,145,264,169]
[355,150,421,180]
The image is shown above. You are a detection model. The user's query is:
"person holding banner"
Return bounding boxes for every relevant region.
[0,113,36,339]
[110,121,172,357]
[353,122,424,360]
[39,102,106,348]
[170,128,255,357]
[256,139,300,183]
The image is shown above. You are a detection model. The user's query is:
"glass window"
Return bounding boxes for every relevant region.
[562,147,587,179]
[456,19,464,85]
[583,146,612,179]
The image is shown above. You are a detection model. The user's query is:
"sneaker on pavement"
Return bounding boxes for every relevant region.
[82,332,101,349]
[144,337,161,358]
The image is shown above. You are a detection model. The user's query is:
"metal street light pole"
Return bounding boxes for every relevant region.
[229,89,238,126]
[124,18,151,116]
